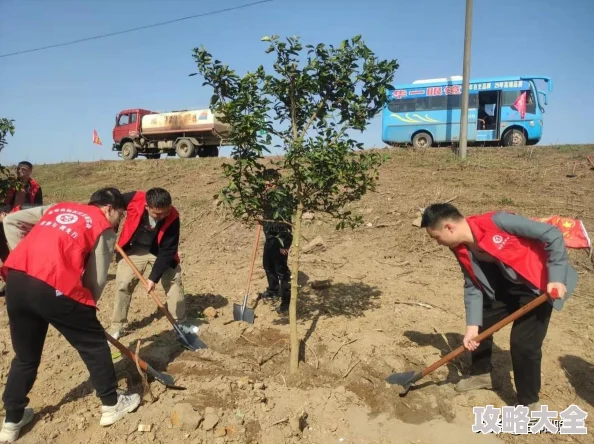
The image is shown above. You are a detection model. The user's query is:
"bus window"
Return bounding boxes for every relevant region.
[502,89,536,114]
[387,92,478,113]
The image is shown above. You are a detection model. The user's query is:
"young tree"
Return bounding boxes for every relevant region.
[0,118,20,201]
[193,35,398,374]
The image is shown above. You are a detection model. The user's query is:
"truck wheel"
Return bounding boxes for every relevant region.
[175,139,195,158]
[502,129,526,147]
[121,142,138,160]
[412,132,432,149]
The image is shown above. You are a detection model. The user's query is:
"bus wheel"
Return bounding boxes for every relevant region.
[412,132,432,149]
[503,129,526,147]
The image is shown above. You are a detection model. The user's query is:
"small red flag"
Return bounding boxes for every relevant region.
[513,92,527,119]
[93,129,102,146]
[532,215,591,250]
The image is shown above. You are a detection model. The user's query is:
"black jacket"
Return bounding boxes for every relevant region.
[262,187,293,249]
[117,191,180,283]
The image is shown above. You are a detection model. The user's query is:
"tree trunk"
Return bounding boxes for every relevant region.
[289,201,303,374]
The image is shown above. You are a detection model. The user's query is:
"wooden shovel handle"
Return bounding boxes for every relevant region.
[105,331,149,372]
[114,244,178,326]
[422,293,549,378]
[244,225,262,298]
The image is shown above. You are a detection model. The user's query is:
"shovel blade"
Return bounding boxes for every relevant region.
[146,363,185,390]
[233,303,255,324]
[385,370,423,396]
[173,324,207,351]
[385,370,417,386]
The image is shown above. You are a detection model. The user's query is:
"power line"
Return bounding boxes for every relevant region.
[0,0,273,59]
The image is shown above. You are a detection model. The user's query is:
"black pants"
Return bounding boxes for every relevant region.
[263,234,291,299]
[0,222,9,263]
[2,270,118,423]
[470,277,553,405]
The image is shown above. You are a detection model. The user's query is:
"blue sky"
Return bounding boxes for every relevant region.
[0,0,592,165]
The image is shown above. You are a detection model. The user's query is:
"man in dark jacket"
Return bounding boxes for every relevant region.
[421,203,578,411]
[259,169,294,314]
[109,188,193,339]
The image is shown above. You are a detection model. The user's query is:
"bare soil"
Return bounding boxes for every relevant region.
[1,144,593,443]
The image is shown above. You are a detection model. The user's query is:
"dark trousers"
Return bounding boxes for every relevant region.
[2,270,118,423]
[263,234,291,299]
[470,277,553,405]
[0,223,9,262]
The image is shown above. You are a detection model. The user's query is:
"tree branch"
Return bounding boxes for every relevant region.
[300,101,325,142]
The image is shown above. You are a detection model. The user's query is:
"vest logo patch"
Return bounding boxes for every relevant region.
[492,234,509,250]
[56,213,79,225]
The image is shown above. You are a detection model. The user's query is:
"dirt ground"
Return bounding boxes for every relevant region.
[1,144,593,443]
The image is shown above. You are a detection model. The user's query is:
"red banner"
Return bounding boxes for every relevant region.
[532,215,591,250]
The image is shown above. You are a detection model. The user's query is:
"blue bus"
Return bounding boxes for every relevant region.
[381,75,553,148]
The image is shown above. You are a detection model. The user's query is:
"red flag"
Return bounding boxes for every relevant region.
[513,92,527,119]
[93,129,102,146]
[531,215,591,250]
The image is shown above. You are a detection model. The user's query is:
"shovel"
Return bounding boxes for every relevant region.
[115,244,207,351]
[233,224,262,324]
[105,331,185,389]
[566,161,578,178]
[386,291,552,395]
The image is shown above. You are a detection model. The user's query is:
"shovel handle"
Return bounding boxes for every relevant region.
[244,225,262,298]
[105,331,149,373]
[115,244,178,327]
[422,293,549,378]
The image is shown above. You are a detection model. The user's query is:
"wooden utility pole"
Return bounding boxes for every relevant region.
[458,0,473,159]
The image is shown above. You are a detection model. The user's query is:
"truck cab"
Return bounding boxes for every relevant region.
[112,108,154,146]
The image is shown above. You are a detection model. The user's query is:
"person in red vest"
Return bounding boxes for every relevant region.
[420,203,577,411]
[0,188,141,442]
[3,161,43,212]
[109,187,194,339]
[0,161,43,294]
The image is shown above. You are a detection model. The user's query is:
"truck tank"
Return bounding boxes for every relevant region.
[141,109,230,138]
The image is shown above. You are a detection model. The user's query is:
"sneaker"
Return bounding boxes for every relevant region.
[454,373,498,392]
[260,290,279,299]
[99,393,141,427]
[109,328,122,341]
[0,408,34,442]
[277,299,290,314]
[515,401,544,413]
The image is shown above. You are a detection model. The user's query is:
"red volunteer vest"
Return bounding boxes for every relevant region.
[1,202,113,308]
[4,178,41,213]
[117,191,180,262]
[452,212,550,293]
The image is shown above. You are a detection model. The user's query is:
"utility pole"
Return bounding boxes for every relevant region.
[458,0,473,159]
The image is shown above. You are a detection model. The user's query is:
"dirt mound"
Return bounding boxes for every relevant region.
[1,145,593,443]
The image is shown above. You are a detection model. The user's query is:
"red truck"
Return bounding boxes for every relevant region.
[112,108,231,160]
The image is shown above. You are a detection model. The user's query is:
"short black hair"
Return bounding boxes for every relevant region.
[18,161,33,169]
[420,203,464,229]
[88,187,126,211]
[263,168,281,181]
[146,187,172,209]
